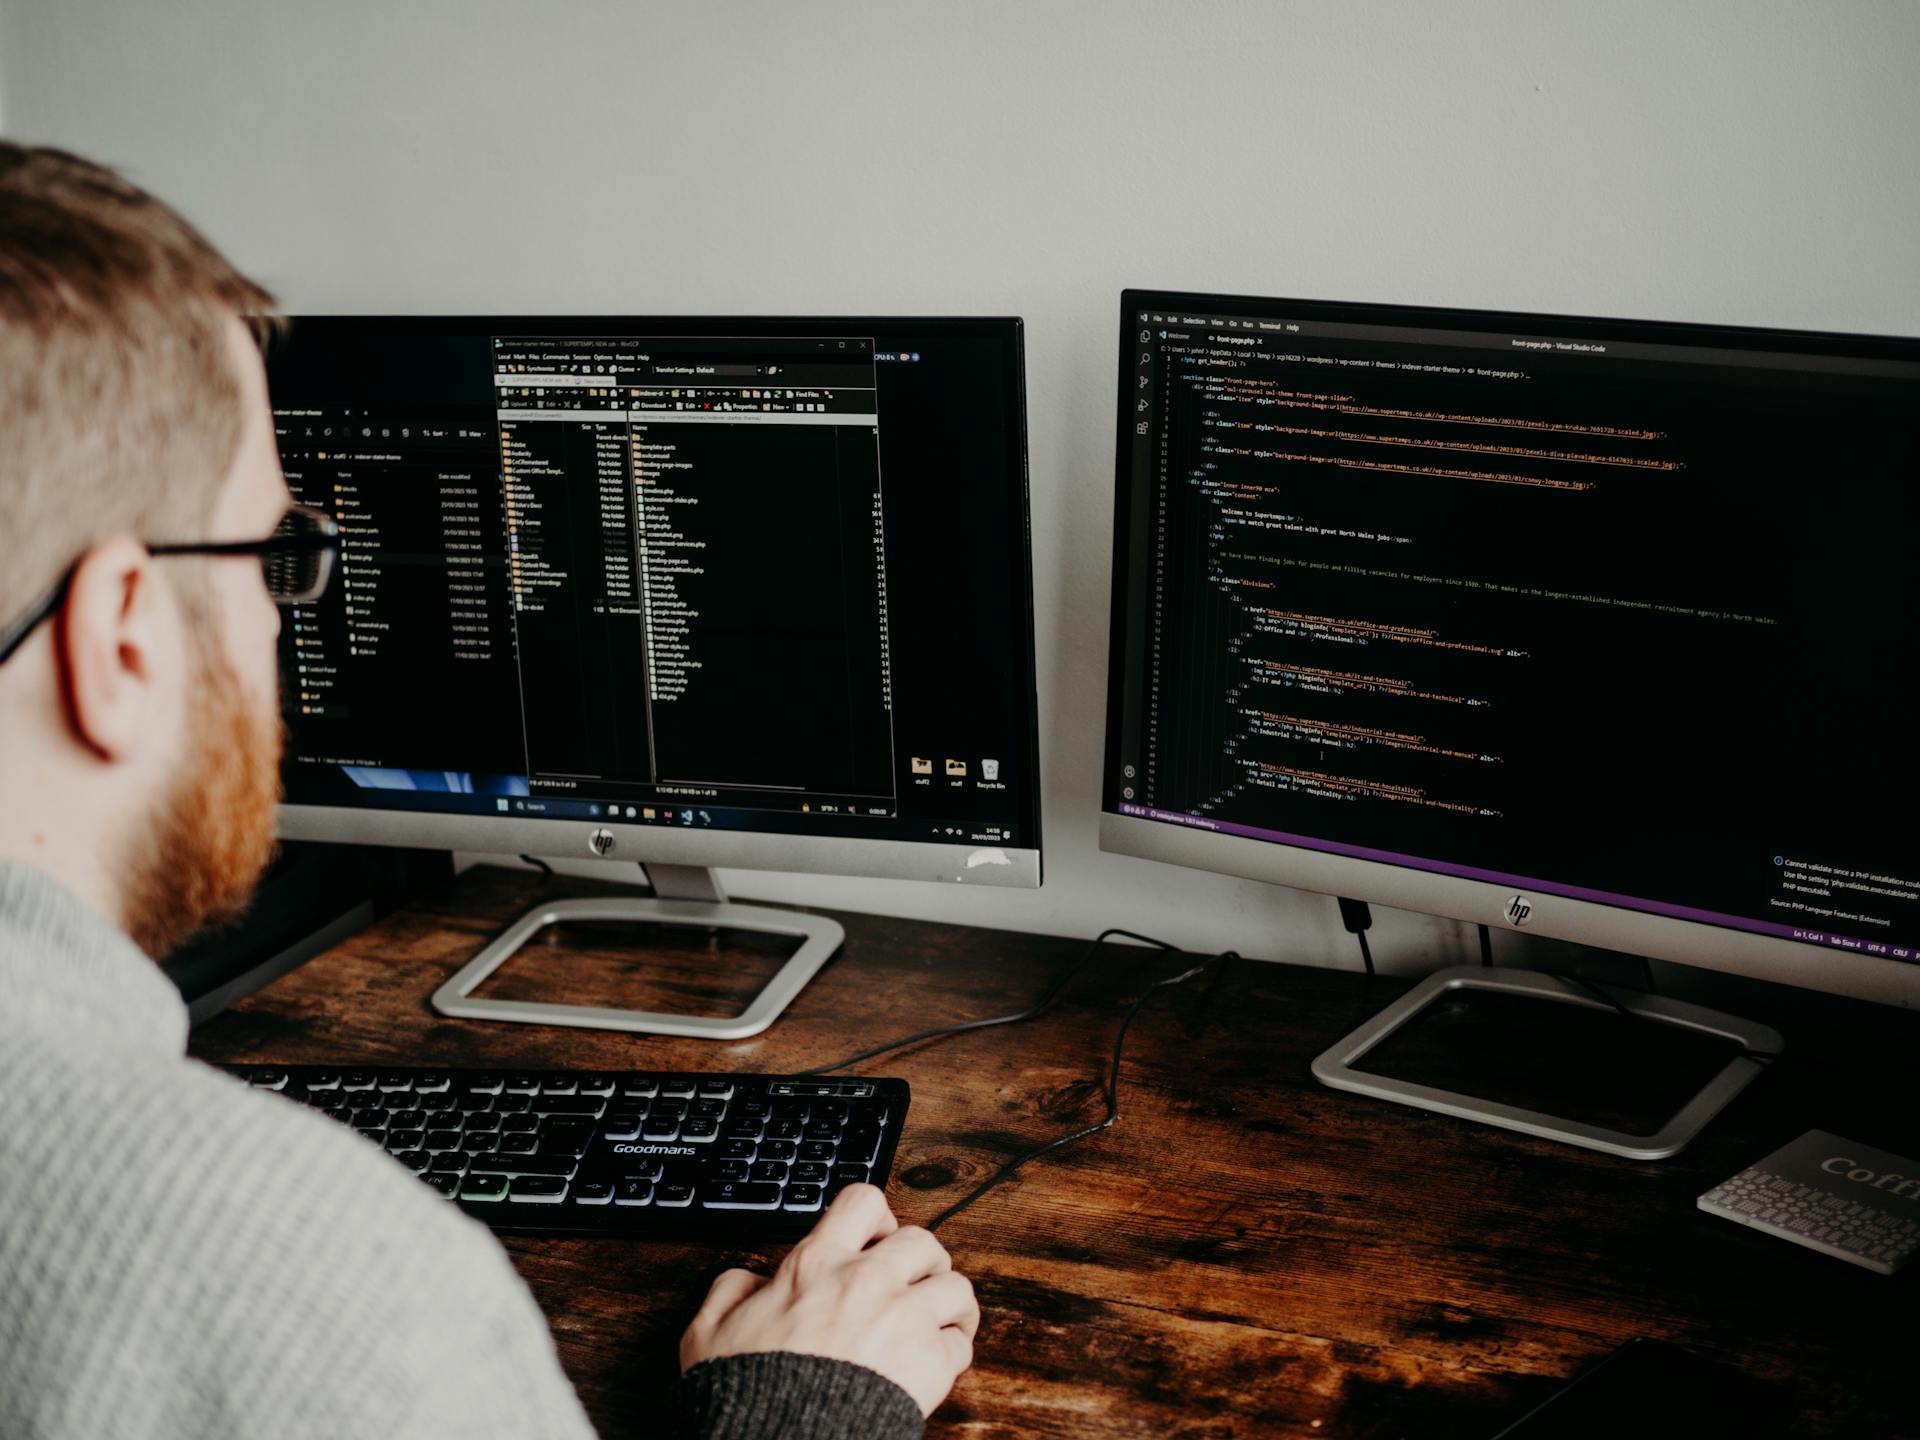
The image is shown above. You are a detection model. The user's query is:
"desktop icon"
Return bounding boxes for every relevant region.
[945,759,967,778]
[643,807,656,819]
[981,758,1000,781]
[911,756,933,776]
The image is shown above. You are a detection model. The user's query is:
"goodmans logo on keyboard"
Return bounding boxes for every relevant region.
[613,1143,697,1156]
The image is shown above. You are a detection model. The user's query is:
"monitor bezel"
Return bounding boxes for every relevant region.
[1101,287,1919,1005]
[274,313,1042,890]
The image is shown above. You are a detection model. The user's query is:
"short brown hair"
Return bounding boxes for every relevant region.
[0,142,282,621]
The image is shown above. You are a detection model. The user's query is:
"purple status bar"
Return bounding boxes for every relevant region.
[1115,803,1915,963]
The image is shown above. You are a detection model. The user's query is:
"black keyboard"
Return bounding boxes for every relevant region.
[227,1064,909,1238]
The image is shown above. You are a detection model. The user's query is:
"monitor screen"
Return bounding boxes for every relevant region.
[266,316,1038,884]
[1103,289,1919,992]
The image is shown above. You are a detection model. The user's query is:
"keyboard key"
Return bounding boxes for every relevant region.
[804,1121,842,1143]
[352,1108,389,1130]
[798,1141,838,1164]
[505,1074,541,1094]
[460,1173,508,1202]
[575,1180,614,1205]
[658,1183,695,1207]
[697,1080,735,1099]
[767,1119,805,1142]
[783,1184,824,1212]
[812,1101,850,1126]
[715,1160,752,1182]
[463,1073,504,1095]
[839,1126,883,1166]
[414,1072,452,1093]
[509,1175,568,1204]
[494,1093,532,1113]
[791,1162,830,1186]
[603,1111,644,1141]
[851,1100,891,1129]
[702,1181,781,1210]
[758,1140,798,1162]
[643,1118,681,1141]
[470,1153,578,1177]
[462,1133,500,1154]
[831,1165,871,1189]
[577,1075,616,1097]
[393,1149,431,1173]
[377,1072,412,1093]
[430,1153,469,1175]
[661,1078,698,1099]
[387,1129,427,1152]
[464,1112,503,1133]
[541,1078,578,1095]
[249,1068,288,1090]
[418,1092,457,1113]
[532,1096,605,1116]
[622,1158,664,1181]
[425,1129,464,1151]
[689,1098,728,1119]
[500,1133,540,1155]
[680,1118,720,1142]
[751,1161,790,1184]
[719,1139,758,1160]
[306,1071,342,1091]
[734,1099,771,1121]
[389,1109,428,1131]
[620,1074,661,1098]
[341,1070,377,1091]
[502,1113,540,1134]
[541,1119,597,1153]
[615,1179,654,1207]
[425,1172,461,1196]
[650,1097,689,1119]
[722,1120,765,1141]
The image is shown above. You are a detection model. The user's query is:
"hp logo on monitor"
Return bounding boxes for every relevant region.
[587,827,616,857]
[1503,893,1535,927]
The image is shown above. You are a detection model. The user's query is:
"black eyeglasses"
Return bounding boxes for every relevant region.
[0,503,340,668]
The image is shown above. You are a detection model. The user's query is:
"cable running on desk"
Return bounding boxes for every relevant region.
[804,926,1235,1232]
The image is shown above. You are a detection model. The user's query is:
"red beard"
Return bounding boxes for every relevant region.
[124,648,282,959]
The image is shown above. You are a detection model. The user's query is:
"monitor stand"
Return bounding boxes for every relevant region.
[429,864,845,1040]
[1311,964,1784,1160]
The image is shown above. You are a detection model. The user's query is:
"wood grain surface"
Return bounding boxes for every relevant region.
[189,864,1920,1437]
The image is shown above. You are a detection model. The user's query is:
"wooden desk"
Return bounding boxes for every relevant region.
[189,866,1917,1437]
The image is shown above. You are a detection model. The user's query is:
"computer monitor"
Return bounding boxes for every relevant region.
[266,316,1039,1038]
[1102,288,1920,1153]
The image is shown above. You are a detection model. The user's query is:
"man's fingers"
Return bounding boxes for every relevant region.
[912,1270,980,1338]
[806,1183,899,1253]
[867,1225,951,1286]
[939,1323,976,1379]
[694,1268,766,1328]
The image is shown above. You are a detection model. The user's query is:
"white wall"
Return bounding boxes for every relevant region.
[5,1,1918,973]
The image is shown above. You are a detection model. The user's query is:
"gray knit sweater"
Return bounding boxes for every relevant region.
[0,861,923,1440]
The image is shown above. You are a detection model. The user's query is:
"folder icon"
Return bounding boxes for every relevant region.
[945,758,967,777]
[911,757,933,775]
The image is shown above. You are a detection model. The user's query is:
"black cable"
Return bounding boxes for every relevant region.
[924,949,1236,1232]
[801,927,1179,1077]
[1479,923,1494,968]
[1336,897,1375,977]
[519,854,554,876]
[1541,967,1779,1065]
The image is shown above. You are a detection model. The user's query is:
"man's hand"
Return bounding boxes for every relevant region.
[679,1184,979,1417]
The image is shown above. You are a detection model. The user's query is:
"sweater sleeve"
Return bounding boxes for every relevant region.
[674,1354,925,1440]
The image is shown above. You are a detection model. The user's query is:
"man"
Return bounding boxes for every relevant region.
[0,142,977,1440]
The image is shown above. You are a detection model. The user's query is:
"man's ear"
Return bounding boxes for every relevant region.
[57,537,182,763]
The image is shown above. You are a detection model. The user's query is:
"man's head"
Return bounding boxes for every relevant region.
[0,143,290,956]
